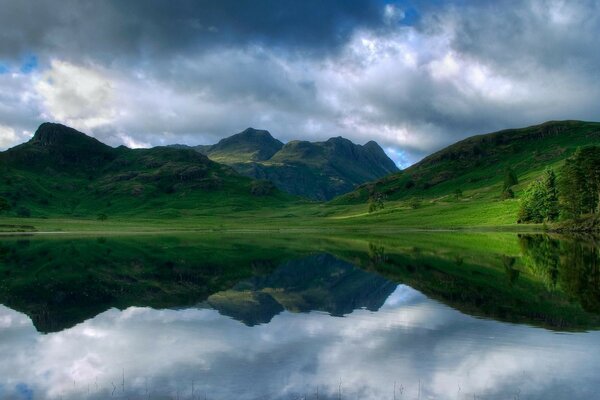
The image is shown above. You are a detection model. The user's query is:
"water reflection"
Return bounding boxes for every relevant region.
[203,253,397,325]
[0,232,598,399]
[520,234,600,313]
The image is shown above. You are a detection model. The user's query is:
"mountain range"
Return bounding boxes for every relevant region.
[0,123,292,218]
[175,127,399,200]
[2,120,600,225]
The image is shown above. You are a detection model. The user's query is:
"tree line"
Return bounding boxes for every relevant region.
[519,146,600,223]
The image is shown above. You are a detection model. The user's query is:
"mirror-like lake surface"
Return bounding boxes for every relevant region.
[0,232,599,399]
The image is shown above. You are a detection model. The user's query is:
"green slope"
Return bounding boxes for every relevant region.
[324,120,600,227]
[0,123,294,218]
[335,120,600,204]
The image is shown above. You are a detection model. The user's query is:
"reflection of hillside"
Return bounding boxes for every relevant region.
[324,235,600,330]
[0,233,599,334]
[205,253,397,325]
[519,234,600,313]
[0,236,298,333]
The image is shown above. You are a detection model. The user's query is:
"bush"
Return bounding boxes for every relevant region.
[97,213,108,221]
[367,193,385,213]
[408,198,422,209]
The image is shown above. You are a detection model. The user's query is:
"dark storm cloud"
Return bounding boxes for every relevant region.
[0,0,386,62]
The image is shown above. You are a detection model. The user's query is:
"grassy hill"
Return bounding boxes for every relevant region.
[0,123,294,219]
[182,128,399,200]
[326,120,600,227]
[336,120,600,204]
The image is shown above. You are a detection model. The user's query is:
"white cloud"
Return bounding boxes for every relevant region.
[0,124,32,149]
[34,60,117,131]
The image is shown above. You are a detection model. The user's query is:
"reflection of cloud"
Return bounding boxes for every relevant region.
[0,292,599,399]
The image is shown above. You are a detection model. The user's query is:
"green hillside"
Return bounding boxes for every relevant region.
[321,120,600,228]
[336,120,600,205]
[0,123,293,219]
[183,128,399,200]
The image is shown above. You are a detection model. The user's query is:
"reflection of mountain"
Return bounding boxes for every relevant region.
[205,253,397,325]
[0,236,295,333]
[0,233,599,334]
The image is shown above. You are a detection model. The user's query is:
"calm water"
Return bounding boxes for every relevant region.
[0,232,598,399]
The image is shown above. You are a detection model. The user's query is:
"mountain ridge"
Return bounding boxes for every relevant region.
[178,127,399,200]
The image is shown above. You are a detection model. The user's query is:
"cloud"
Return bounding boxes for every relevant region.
[35,60,116,131]
[0,285,599,400]
[0,0,600,165]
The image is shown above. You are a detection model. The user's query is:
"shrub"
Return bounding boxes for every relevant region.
[367,193,385,213]
[409,198,422,209]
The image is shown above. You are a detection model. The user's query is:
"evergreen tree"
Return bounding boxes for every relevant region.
[518,169,559,223]
[501,167,518,200]
[558,147,600,218]
[503,167,519,189]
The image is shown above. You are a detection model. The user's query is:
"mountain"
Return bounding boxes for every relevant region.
[196,127,284,163]
[334,120,600,205]
[0,123,291,218]
[205,253,396,325]
[181,128,399,200]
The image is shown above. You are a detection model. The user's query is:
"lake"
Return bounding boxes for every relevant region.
[0,232,598,399]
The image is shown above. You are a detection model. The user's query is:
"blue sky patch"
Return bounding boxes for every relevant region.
[20,55,38,74]
[15,383,33,400]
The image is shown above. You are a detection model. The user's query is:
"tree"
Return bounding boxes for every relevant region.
[542,169,559,221]
[558,147,600,218]
[368,193,385,213]
[0,197,10,213]
[518,169,559,223]
[503,167,519,190]
[501,167,518,200]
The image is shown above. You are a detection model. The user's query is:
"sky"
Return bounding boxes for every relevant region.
[1,0,599,166]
